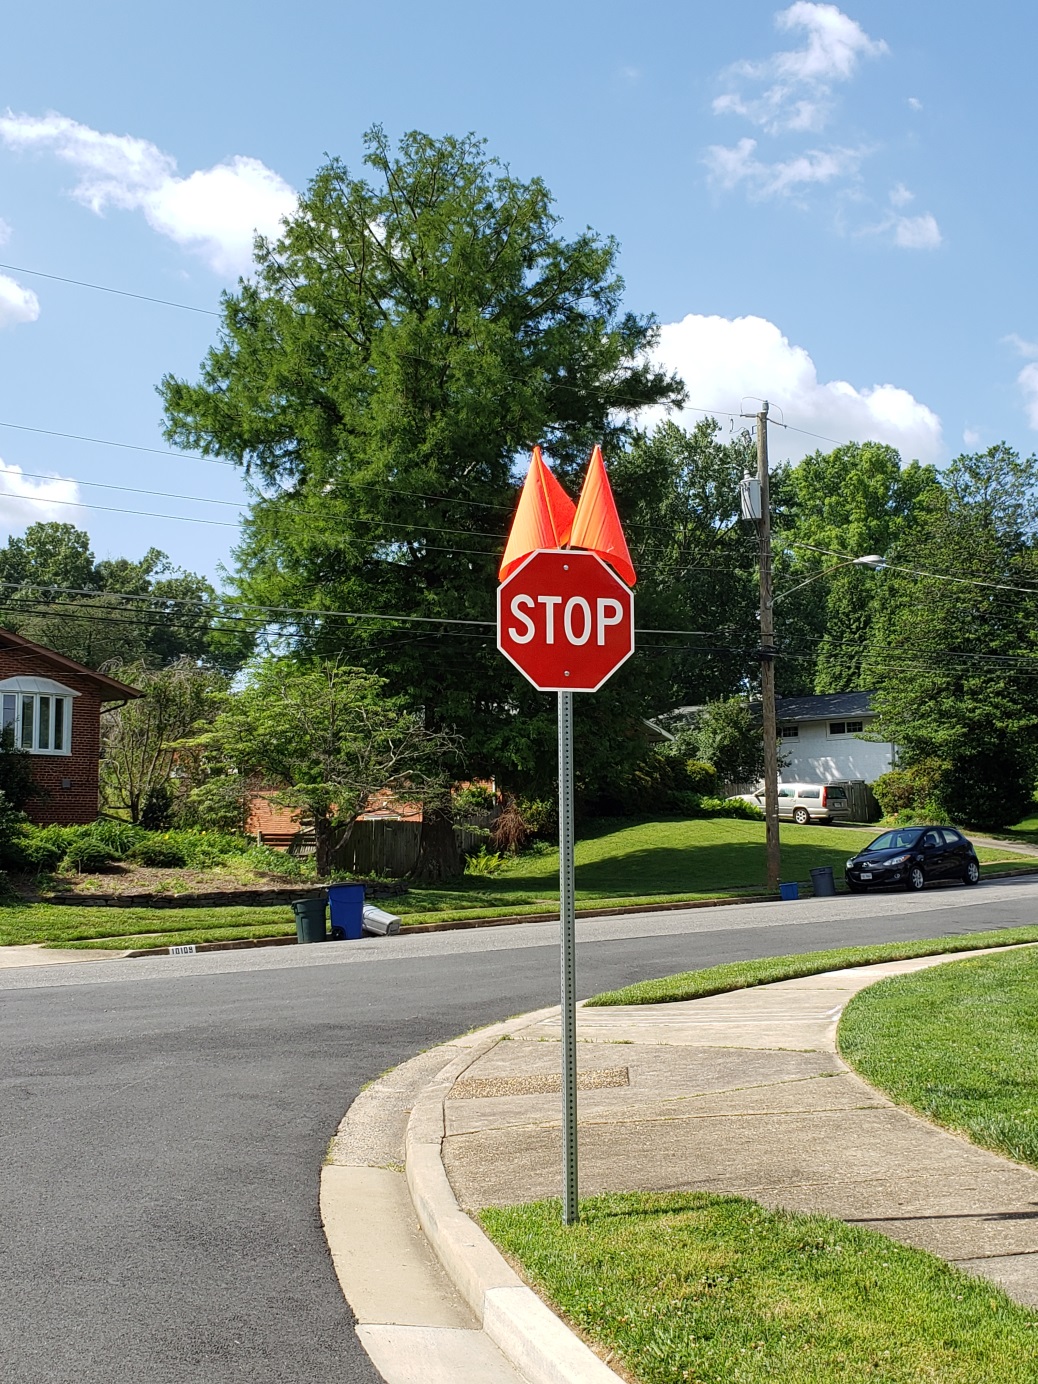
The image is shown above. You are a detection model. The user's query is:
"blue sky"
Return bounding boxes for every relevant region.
[0,1,1035,582]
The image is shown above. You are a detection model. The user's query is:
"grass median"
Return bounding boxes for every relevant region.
[839,945,1038,1170]
[481,1192,1038,1384]
[587,927,1038,1006]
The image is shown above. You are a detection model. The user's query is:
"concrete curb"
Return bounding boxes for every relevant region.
[404,1008,626,1384]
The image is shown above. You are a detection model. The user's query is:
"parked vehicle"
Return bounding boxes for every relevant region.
[844,826,981,893]
[726,783,851,825]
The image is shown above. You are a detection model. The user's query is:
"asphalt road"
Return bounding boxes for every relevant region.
[3,877,1038,1384]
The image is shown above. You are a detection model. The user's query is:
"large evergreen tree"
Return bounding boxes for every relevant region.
[160,128,683,796]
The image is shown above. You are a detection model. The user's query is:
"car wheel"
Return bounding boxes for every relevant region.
[962,859,980,886]
[848,881,868,894]
[906,865,926,892]
[792,808,810,825]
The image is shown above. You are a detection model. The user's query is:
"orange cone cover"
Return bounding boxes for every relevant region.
[498,447,576,581]
[569,445,636,587]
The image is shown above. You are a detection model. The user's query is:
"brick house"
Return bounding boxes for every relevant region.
[0,628,141,825]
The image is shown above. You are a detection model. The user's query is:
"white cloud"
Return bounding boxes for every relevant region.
[714,2,887,135]
[705,135,863,198]
[963,427,981,446]
[0,459,80,529]
[653,312,942,464]
[860,201,942,251]
[908,97,923,111]
[0,273,40,327]
[1005,333,1038,359]
[0,216,10,246]
[0,111,297,275]
[1006,336,1038,428]
[893,212,941,250]
[1018,365,1038,430]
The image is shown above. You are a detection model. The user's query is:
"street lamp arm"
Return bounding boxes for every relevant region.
[770,555,884,605]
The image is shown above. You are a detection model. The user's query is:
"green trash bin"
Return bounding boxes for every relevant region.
[291,896,327,944]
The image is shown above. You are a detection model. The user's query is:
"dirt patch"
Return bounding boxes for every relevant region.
[9,863,408,906]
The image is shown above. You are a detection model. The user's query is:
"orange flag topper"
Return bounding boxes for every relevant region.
[569,445,636,588]
[498,446,576,581]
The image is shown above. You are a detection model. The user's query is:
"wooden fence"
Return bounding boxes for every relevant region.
[332,820,489,877]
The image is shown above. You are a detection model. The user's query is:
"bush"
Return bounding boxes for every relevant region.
[670,792,765,821]
[453,785,497,821]
[4,824,71,872]
[130,836,189,868]
[62,833,118,873]
[683,760,718,795]
[464,847,508,877]
[871,769,916,818]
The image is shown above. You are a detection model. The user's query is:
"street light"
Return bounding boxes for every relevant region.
[771,555,885,605]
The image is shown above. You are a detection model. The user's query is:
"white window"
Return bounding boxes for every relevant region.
[828,719,865,738]
[0,677,78,755]
[778,725,799,739]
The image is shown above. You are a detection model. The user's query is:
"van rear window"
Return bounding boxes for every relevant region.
[797,789,820,799]
[827,786,847,799]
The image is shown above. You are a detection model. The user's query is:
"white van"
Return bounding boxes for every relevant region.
[732,783,851,825]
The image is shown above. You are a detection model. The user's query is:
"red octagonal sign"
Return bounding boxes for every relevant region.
[497,549,635,692]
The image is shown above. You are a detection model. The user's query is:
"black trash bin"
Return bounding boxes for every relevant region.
[810,865,836,897]
[291,896,327,944]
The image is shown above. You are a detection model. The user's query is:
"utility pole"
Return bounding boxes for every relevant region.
[756,402,781,892]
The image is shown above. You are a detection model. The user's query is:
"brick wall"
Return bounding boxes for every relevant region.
[0,649,109,826]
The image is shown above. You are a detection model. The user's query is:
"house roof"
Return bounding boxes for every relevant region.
[773,691,874,723]
[0,628,143,700]
[671,691,875,727]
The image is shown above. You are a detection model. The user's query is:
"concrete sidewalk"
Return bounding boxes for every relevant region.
[325,945,1038,1383]
[443,948,1038,1306]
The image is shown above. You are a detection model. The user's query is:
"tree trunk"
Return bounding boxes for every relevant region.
[314,816,353,878]
[410,803,462,882]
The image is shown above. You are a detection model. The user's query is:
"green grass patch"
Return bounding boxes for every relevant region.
[0,904,293,949]
[839,946,1038,1169]
[1,815,1027,950]
[481,1192,1038,1383]
[587,929,1038,1006]
[400,816,1020,912]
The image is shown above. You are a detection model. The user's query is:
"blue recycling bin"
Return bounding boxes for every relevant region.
[327,883,365,940]
[779,881,799,901]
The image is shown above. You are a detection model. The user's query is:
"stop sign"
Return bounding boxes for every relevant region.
[497,549,634,692]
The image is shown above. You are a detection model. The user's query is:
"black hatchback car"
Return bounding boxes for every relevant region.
[845,826,981,893]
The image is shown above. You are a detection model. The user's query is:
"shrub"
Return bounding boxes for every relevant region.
[90,819,144,857]
[4,824,71,872]
[514,796,557,840]
[872,769,916,818]
[464,847,508,877]
[489,798,533,854]
[670,792,765,821]
[683,760,718,795]
[453,785,497,821]
[62,834,118,873]
[130,837,189,868]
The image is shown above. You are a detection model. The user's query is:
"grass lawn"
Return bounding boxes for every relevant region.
[481,1192,1038,1384]
[395,816,1020,912]
[839,945,1038,1170]
[587,929,1038,1007]
[3,816,1026,950]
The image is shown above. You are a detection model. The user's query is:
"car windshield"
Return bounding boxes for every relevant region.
[865,829,924,851]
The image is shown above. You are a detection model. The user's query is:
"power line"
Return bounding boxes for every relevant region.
[0,262,220,316]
